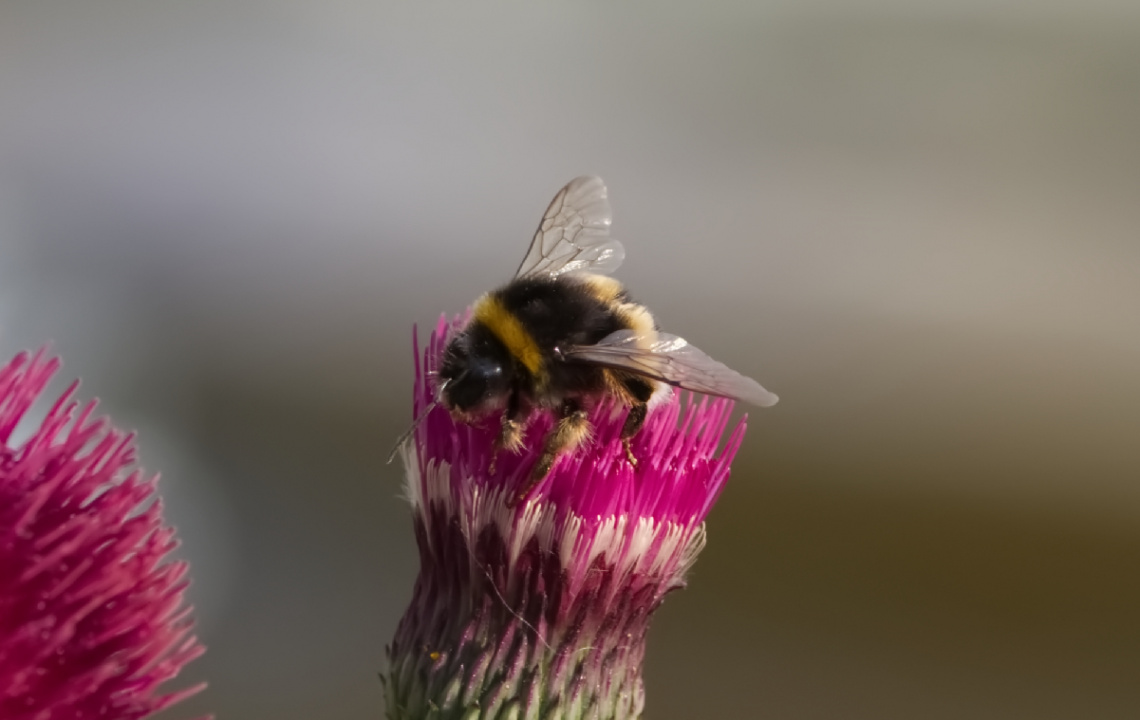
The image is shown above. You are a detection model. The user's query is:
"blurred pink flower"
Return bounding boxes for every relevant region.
[0,350,205,720]
[385,317,749,719]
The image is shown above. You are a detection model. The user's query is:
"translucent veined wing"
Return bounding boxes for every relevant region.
[559,329,779,408]
[514,176,626,279]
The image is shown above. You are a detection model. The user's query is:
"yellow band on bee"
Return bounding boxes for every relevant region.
[473,294,546,378]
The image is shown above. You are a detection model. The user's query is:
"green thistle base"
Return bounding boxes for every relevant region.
[383,504,693,720]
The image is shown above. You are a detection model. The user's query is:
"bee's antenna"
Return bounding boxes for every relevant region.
[386,401,437,465]
[385,378,454,465]
[434,376,454,404]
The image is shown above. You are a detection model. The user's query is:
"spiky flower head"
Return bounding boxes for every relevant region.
[384,317,748,719]
[0,350,205,719]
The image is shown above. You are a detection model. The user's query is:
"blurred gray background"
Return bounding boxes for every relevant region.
[2,1,1139,718]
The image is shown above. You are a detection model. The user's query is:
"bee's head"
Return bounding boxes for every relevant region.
[438,330,512,414]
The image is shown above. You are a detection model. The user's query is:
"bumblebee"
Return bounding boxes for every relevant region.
[434,176,777,498]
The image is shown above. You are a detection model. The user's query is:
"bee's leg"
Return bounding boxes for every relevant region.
[619,377,656,466]
[514,398,590,504]
[489,389,526,475]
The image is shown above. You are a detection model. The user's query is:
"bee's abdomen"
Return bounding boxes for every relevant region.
[494,276,633,348]
[472,274,658,397]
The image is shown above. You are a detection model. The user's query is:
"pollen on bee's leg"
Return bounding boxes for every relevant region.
[511,438,564,505]
[512,403,589,504]
[619,400,648,467]
[498,417,526,454]
[490,415,526,476]
[622,437,638,467]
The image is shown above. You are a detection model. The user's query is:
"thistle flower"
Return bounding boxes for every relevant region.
[0,350,205,719]
[385,317,748,719]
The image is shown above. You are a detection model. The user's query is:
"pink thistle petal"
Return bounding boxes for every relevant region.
[0,350,207,720]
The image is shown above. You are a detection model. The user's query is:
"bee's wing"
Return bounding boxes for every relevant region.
[561,329,779,408]
[515,176,626,279]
